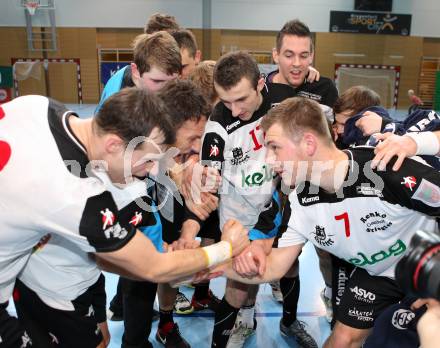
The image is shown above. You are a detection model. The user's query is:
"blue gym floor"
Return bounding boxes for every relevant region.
[104,241,330,348]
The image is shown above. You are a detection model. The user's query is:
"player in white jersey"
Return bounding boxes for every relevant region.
[214,97,440,348]
[0,88,249,347]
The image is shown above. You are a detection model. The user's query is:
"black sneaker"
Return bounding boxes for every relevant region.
[191,290,221,312]
[156,323,190,348]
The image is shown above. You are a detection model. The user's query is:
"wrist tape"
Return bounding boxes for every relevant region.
[202,241,233,267]
[406,132,440,156]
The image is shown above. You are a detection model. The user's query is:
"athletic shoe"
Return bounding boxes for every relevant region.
[226,311,257,348]
[320,289,333,323]
[156,322,190,348]
[269,281,283,303]
[280,319,318,348]
[106,308,123,321]
[173,291,194,315]
[191,290,221,311]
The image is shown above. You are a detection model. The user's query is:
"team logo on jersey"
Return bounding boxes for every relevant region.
[0,106,12,172]
[349,286,376,303]
[301,196,320,205]
[226,120,241,132]
[391,309,415,330]
[411,178,440,207]
[241,165,274,187]
[356,185,383,197]
[129,211,143,226]
[311,225,334,247]
[21,331,32,347]
[401,176,417,191]
[100,208,115,229]
[348,239,406,267]
[360,212,392,233]
[209,144,219,157]
[231,147,250,166]
[348,307,373,322]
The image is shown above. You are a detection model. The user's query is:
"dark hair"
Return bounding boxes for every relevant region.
[189,60,217,109]
[170,29,198,58]
[94,87,175,146]
[276,19,314,53]
[333,85,381,117]
[157,79,210,129]
[132,32,181,75]
[214,51,260,91]
[144,13,180,34]
[261,97,332,145]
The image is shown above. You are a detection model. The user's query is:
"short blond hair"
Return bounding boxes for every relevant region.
[261,97,332,145]
[189,60,217,107]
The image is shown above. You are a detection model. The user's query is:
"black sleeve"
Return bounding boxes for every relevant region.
[379,156,440,216]
[321,79,339,108]
[79,191,136,252]
[200,132,225,170]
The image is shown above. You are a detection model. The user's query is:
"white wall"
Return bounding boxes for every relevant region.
[1,0,440,37]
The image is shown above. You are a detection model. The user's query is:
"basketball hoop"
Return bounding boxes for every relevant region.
[24,0,40,16]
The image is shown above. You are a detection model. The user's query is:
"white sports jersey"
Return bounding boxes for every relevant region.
[0,96,136,303]
[279,147,440,278]
[201,83,295,229]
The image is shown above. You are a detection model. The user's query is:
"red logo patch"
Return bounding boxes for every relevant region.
[0,141,11,172]
[401,176,417,191]
[101,208,115,229]
[0,106,5,120]
[209,144,219,157]
[129,212,143,226]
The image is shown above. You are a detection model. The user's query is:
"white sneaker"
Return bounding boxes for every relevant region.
[270,281,283,303]
[173,291,194,315]
[226,311,257,348]
[320,289,333,323]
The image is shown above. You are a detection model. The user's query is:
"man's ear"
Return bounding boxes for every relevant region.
[272,48,279,64]
[104,134,125,155]
[195,50,202,65]
[131,63,141,85]
[303,133,318,157]
[256,77,265,93]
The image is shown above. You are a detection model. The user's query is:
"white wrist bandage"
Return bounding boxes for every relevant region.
[406,132,440,156]
[202,241,233,267]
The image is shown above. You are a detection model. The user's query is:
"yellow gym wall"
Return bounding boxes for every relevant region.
[0,27,439,106]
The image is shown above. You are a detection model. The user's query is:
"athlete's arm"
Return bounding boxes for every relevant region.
[96,219,249,283]
[219,244,303,284]
[372,131,440,171]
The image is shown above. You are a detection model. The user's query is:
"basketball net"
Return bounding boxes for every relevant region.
[24,0,40,16]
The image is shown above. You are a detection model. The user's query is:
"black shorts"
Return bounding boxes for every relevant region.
[0,301,31,347]
[13,276,105,348]
[335,267,405,329]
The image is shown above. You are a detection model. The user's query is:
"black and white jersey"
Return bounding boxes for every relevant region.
[19,171,160,310]
[201,83,295,229]
[266,70,338,108]
[278,147,440,278]
[0,96,136,303]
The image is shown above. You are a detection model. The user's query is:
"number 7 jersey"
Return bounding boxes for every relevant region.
[278,147,440,278]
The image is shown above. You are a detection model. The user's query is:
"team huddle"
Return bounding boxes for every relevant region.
[1,13,440,348]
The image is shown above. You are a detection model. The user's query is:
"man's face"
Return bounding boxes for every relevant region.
[173,117,207,162]
[273,35,314,88]
[180,48,200,79]
[215,77,264,121]
[107,127,168,184]
[265,123,305,187]
[334,110,352,137]
[138,66,178,92]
